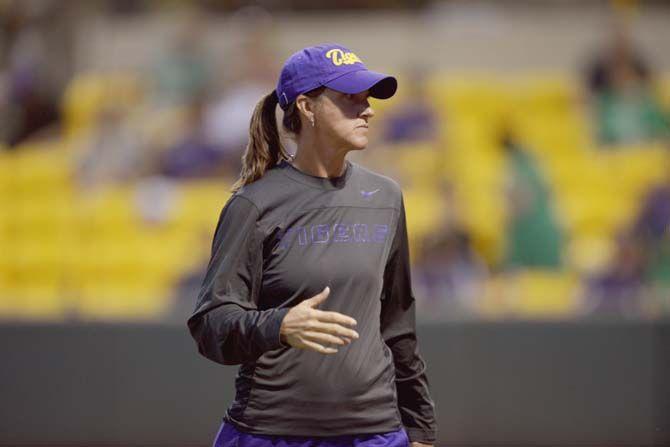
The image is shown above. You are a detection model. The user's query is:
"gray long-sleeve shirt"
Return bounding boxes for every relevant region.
[187,158,437,443]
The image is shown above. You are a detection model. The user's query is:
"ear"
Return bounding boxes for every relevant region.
[295,94,316,124]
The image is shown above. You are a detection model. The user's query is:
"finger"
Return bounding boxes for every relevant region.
[301,338,338,354]
[311,321,359,340]
[303,331,347,346]
[313,309,357,326]
[303,286,330,308]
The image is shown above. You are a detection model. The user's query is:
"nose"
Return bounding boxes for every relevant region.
[361,101,375,120]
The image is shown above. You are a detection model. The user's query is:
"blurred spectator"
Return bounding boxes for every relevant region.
[133,175,179,225]
[580,232,646,317]
[203,26,277,175]
[634,171,670,245]
[501,132,564,269]
[159,96,230,179]
[586,24,670,146]
[414,225,488,320]
[76,106,145,189]
[380,68,438,145]
[150,16,210,107]
[1,1,66,147]
[202,80,266,175]
[632,167,670,286]
[644,238,670,292]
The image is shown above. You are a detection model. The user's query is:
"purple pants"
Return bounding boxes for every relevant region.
[213,421,410,447]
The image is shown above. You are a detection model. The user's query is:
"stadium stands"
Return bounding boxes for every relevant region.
[1,71,668,321]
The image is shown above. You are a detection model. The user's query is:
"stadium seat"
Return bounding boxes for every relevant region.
[566,234,616,274]
[508,74,578,115]
[62,72,144,138]
[477,270,580,319]
[392,144,444,189]
[511,269,580,318]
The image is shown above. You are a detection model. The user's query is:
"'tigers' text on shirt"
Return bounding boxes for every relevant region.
[278,223,389,250]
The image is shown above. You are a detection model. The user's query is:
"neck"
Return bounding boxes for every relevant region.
[292,133,348,178]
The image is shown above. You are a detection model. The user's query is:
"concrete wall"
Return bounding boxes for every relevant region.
[1,319,668,446]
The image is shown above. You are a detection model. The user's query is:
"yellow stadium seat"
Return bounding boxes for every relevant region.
[10,144,74,191]
[460,194,506,265]
[426,74,510,120]
[566,234,615,275]
[477,270,580,319]
[76,283,170,320]
[514,115,589,158]
[174,180,232,230]
[403,186,447,259]
[0,150,13,195]
[447,118,502,150]
[607,144,670,197]
[450,149,503,183]
[392,144,445,189]
[556,188,632,236]
[0,287,68,320]
[508,74,578,115]
[62,72,144,138]
[511,269,580,318]
[75,184,139,237]
[0,238,68,319]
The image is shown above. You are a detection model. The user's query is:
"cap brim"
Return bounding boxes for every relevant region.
[324,69,397,100]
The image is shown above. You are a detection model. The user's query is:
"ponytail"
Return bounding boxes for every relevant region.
[231,90,292,192]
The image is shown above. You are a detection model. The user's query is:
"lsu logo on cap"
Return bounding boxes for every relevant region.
[325,48,363,66]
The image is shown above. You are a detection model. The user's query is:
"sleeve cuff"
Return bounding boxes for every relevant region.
[405,426,437,444]
[258,307,291,351]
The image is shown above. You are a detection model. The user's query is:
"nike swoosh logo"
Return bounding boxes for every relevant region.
[360,188,380,198]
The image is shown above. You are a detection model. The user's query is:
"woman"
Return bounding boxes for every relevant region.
[187,44,437,447]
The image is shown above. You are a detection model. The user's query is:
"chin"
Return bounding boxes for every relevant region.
[348,136,369,150]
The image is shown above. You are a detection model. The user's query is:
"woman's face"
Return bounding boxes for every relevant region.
[312,88,375,151]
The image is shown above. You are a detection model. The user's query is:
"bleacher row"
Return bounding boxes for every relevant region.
[0,143,229,319]
[1,72,669,320]
[386,74,670,318]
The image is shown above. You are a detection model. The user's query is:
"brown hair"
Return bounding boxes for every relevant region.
[231,87,325,192]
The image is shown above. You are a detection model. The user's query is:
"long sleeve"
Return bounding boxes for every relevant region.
[187,194,290,366]
[380,194,437,444]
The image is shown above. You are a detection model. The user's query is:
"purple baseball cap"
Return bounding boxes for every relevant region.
[276,43,397,111]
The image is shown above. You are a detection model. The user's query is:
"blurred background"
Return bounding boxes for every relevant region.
[1,0,669,445]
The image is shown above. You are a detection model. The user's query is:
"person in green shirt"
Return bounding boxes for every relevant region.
[501,133,564,269]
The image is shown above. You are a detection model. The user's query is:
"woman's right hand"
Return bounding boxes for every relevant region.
[279,286,359,354]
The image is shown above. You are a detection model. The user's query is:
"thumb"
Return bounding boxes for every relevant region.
[304,286,330,308]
